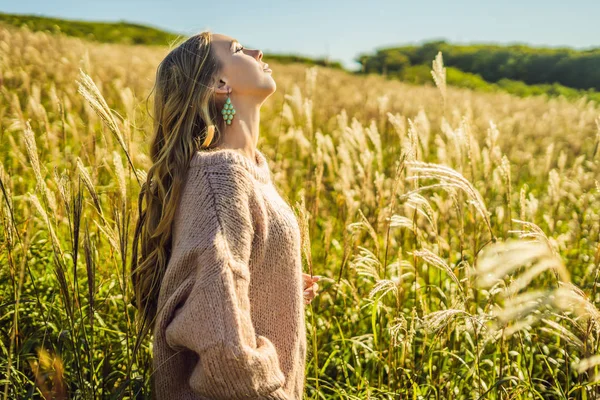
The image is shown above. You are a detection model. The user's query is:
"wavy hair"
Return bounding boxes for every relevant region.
[130,30,227,343]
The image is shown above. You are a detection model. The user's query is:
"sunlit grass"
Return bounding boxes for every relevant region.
[2,22,600,399]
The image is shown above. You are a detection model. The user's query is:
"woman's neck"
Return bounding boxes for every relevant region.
[217,96,262,164]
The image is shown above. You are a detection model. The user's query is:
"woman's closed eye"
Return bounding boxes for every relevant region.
[236,45,245,53]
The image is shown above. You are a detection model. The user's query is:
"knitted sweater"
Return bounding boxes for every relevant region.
[151,147,307,400]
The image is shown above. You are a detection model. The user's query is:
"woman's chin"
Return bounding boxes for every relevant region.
[263,77,277,95]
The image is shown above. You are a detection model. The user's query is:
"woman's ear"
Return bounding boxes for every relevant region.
[214,78,231,96]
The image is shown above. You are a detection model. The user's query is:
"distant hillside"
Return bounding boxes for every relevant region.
[0,11,180,46]
[0,12,344,69]
[356,40,600,92]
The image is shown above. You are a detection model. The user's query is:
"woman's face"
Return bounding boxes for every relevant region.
[211,33,276,99]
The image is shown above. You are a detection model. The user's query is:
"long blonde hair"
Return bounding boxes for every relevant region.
[131,30,226,342]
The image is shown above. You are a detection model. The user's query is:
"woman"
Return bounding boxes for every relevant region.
[131,31,321,399]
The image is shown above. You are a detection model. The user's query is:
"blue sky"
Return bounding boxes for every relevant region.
[2,1,598,71]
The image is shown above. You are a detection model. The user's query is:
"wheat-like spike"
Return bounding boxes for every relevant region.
[77,68,123,148]
[76,157,103,217]
[412,248,462,289]
[304,66,318,98]
[389,315,410,347]
[422,309,469,334]
[23,121,58,216]
[0,163,16,245]
[53,169,71,211]
[351,246,382,281]
[519,185,527,221]
[406,161,493,236]
[22,121,43,192]
[77,68,141,186]
[576,354,600,374]
[505,258,563,296]
[136,168,148,184]
[295,189,313,277]
[406,162,485,206]
[368,279,398,300]
[430,51,447,106]
[348,208,380,255]
[388,214,416,232]
[93,219,121,257]
[404,118,419,162]
[510,219,556,255]
[539,318,584,350]
[27,192,63,256]
[112,151,127,204]
[402,182,460,198]
[554,283,600,324]
[406,193,438,233]
[476,239,570,288]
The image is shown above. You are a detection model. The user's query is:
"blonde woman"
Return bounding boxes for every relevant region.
[131,32,321,399]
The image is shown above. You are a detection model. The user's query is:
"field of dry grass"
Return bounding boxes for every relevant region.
[2,24,600,399]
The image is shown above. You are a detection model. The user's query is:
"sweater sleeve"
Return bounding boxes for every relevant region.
[164,164,289,400]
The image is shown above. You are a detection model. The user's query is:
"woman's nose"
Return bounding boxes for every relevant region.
[255,49,263,61]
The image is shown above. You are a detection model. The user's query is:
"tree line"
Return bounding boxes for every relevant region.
[356,40,600,91]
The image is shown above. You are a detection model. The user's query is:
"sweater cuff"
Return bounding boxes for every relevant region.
[253,334,287,388]
[189,334,287,399]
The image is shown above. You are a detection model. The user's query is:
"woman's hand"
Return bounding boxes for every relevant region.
[303,273,321,305]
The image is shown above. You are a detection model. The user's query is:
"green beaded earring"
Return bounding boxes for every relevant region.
[221,90,236,125]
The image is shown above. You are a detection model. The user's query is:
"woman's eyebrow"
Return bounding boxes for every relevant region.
[230,39,240,52]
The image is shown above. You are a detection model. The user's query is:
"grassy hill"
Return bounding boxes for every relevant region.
[0,11,180,46]
[0,12,345,69]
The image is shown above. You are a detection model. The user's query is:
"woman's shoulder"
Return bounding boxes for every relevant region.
[179,149,267,217]
[173,151,260,247]
[189,147,272,185]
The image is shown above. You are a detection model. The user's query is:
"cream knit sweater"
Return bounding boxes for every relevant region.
[151,147,307,400]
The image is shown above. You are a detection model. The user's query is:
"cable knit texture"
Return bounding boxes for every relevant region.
[151,147,307,400]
